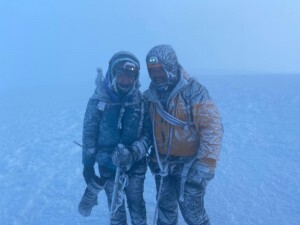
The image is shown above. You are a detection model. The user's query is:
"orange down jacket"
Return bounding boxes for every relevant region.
[144,72,223,164]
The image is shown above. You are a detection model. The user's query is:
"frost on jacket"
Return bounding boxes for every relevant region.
[144,69,223,164]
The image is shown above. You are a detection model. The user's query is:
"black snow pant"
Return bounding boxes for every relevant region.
[100,166,147,225]
[154,170,210,225]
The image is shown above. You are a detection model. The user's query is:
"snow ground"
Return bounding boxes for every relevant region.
[0,74,299,225]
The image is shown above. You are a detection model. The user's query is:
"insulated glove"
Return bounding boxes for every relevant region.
[83,165,96,185]
[112,144,134,168]
[189,162,215,182]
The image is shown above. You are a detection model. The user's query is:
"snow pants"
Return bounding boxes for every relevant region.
[154,166,211,225]
[100,166,147,225]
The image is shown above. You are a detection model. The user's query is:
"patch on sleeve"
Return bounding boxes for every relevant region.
[97,101,106,111]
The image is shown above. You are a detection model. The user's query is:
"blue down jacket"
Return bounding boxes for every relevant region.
[82,70,151,174]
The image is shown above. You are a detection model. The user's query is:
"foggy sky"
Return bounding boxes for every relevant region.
[1,0,300,89]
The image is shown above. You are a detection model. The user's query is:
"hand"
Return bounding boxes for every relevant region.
[188,162,215,182]
[112,144,134,168]
[83,165,96,185]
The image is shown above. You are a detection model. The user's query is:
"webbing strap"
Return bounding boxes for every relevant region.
[152,175,164,225]
[111,170,128,218]
[152,107,169,176]
[179,157,197,202]
[155,102,196,202]
[155,103,193,130]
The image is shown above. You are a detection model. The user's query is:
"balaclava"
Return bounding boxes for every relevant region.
[104,51,140,94]
[146,44,179,91]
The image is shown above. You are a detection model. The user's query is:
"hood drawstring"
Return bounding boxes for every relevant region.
[137,96,145,137]
[117,104,125,130]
